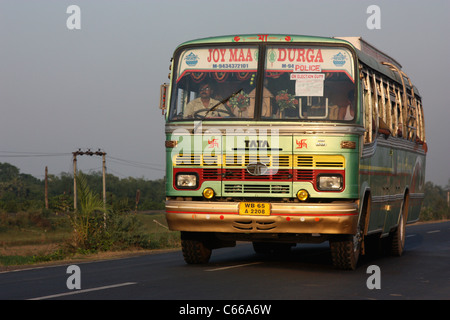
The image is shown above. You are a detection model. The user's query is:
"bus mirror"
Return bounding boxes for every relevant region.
[159,83,169,115]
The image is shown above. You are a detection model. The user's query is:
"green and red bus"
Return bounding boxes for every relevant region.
[160,34,426,270]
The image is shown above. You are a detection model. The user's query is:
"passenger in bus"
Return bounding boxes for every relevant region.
[338,89,355,120]
[184,82,227,118]
[247,84,273,118]
[328,105,339,119]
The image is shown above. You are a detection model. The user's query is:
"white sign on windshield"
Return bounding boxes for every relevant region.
[291,73,325,96]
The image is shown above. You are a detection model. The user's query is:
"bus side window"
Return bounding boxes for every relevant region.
[362,69,373,143]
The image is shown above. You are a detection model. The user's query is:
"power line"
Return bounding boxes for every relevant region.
[107,156,164,171]
[0,151,71,158]
[0,149,165,173]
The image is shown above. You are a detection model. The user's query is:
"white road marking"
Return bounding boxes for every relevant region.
[28,282,137,300]
[427,230,441,234]
[205,262,262,272]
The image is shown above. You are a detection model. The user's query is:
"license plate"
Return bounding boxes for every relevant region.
[238,202,271,216]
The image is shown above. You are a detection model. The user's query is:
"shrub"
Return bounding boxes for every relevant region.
[66,173,165,253]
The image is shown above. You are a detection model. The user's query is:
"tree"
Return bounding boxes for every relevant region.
[421,181,450,221]
[68,172,110,251]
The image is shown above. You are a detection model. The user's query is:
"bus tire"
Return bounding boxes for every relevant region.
[390,194,409,256]
[181,238,212,264]
[329,196,367,270]
[329,236,360,270]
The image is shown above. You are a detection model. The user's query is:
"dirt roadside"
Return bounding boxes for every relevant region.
[0,246,180,273]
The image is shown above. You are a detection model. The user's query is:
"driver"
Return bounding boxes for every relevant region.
[184,82,228,118]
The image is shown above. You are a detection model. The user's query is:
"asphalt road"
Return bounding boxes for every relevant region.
[1,221,449,303]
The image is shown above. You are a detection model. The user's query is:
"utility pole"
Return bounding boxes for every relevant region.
[135,189,140,214]
[102,152,107,226]
[73,152,77,210]
[447,189,449,208]
[45,166,49,209]
[102,153,106,211]
[72,149,107,212]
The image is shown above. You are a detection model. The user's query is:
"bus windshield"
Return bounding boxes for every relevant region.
[168,45,356,122]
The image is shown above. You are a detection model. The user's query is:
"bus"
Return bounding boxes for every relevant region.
[159,34,426,270]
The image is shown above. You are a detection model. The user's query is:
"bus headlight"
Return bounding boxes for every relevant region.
[317,174,343,191]
[176,173,198,189]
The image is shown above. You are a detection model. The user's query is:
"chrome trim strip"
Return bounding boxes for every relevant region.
[166,123,366,136]
[165,199,359,235]
[165,200,358,216]
[363,136,426,158]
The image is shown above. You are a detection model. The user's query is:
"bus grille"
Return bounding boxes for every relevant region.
[223,184,290,194]
[232,219,277,231]
[174,154,292,167]
[295,155,344,168]
[173,154,344,168]
[173,154,344,193]
[295,169,314,181]
[223,169,292,180]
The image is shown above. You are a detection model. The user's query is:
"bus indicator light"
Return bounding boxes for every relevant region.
[341,141,356,149]
[297,189,309,201]
[202,187,215,199]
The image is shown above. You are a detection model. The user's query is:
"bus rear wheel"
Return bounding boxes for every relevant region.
[390,195,408,256]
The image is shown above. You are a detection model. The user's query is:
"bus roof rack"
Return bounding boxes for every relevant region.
[334,37,402,69]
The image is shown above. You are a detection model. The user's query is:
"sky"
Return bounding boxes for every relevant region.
[0,0,449,187]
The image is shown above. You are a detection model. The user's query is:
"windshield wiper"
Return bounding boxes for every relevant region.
[194,88,243,132]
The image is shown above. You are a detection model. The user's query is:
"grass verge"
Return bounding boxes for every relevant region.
[0,212,180,270]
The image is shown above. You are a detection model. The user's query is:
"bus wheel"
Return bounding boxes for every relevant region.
[390,195,408,256]
[181,238,211,264]
[329,195,369,270]
[329,235,361,270]
[330,216,364,270]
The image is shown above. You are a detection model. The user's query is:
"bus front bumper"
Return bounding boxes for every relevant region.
[165,200,359,235]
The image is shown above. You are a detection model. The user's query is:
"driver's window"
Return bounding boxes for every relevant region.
[182,80,234,119]
[173,73,257,120]
[169,46,259,121]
